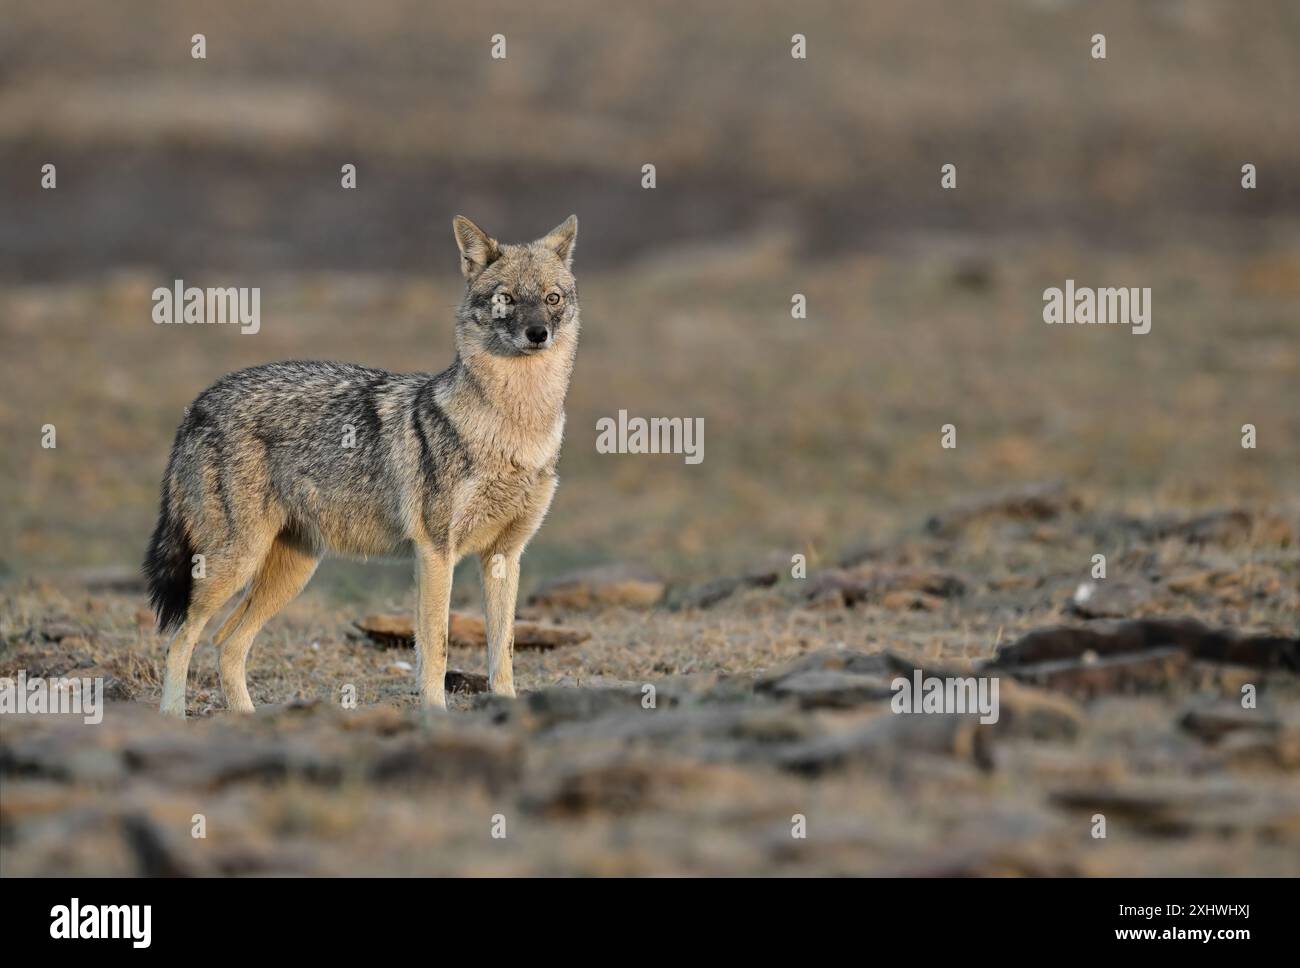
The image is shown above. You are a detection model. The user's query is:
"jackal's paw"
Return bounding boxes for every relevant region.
[421,692,448,711]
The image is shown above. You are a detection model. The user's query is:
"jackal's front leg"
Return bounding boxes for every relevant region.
[414,544,453,709]
[480,548,520,697]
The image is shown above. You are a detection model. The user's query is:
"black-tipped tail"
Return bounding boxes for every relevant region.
[143,489,193,634]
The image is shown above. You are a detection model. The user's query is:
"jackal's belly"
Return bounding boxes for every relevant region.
[282,480,409,558]
[320,514,409,557]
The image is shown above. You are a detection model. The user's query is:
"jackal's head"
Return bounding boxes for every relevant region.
[452,215,579,358]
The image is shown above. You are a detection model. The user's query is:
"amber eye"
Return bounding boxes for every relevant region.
[545,292,562,306]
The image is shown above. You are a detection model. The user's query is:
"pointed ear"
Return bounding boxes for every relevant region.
[539,215,578,268]
[453,215,501,280]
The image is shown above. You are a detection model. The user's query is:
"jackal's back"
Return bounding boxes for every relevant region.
[147,360,468,600]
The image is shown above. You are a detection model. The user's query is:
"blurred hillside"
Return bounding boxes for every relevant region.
[2,0,1299,278]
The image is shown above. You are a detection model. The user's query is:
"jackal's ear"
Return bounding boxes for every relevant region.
[453,215,501,280]
[539,215,578,268]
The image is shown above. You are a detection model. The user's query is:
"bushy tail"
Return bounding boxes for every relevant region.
[143,483,193,633]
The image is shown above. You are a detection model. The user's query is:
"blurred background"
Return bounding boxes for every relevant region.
[2,0,1298,589]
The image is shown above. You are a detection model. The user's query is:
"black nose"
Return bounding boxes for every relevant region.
[525,325,549,344]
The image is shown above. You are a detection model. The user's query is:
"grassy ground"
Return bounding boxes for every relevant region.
[2,491,1297,875]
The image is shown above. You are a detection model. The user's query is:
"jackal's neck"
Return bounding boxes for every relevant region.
[446,339,575,438]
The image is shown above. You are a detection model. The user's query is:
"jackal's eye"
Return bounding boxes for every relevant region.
[545,292,562,306]
[489,291,513,319]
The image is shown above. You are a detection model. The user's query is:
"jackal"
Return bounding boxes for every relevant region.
[144,215,579,717]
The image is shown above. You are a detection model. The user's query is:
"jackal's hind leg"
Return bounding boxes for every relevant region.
[218,535,319,714]
[160,608,220,719]
[160,529,276,719]
[160,565,253,719]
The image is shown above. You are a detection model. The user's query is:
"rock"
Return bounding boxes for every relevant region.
[121,813,191,877]
[925,481,1081,537]
[523,756,759,817]
[352,614,408,645]
[992,678,1084,741]
[528,563,667,609]
[1,729,129,783]
[1178,702,1280,743]
[674,566,779,609]
[991,619,1299,672]
[539,704,749,747]
[880,589,946,611]
[757,668,895,709]
[367,731,521,792]
[445,669,488,694]
[547,673,640,691]
[1193,633,1299,671]
[804,567,965,608]
[778,710,995,775]
[517,685,649,728]
[122,735,340,790]
[1068,580,1154,619]
[1047,778,1294,836]
[757,647,948,684]
[762,657,1079,739]
[355,612,590,650]
[1210,728,1300,770]
[1000,647,1188,698]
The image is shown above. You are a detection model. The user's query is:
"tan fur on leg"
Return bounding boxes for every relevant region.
[218,536,319,713]
[480,548,520,697]
[414,544,453,709]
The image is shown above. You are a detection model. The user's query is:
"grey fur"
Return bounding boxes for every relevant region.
[145,215,579,717]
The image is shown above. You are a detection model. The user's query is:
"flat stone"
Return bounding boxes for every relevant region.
[756,668,895,709]
[991,619,1299,672]
[355,612,590,650]
[529,563,667,610]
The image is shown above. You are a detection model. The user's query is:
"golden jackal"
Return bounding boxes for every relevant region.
[144,215,579,717]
